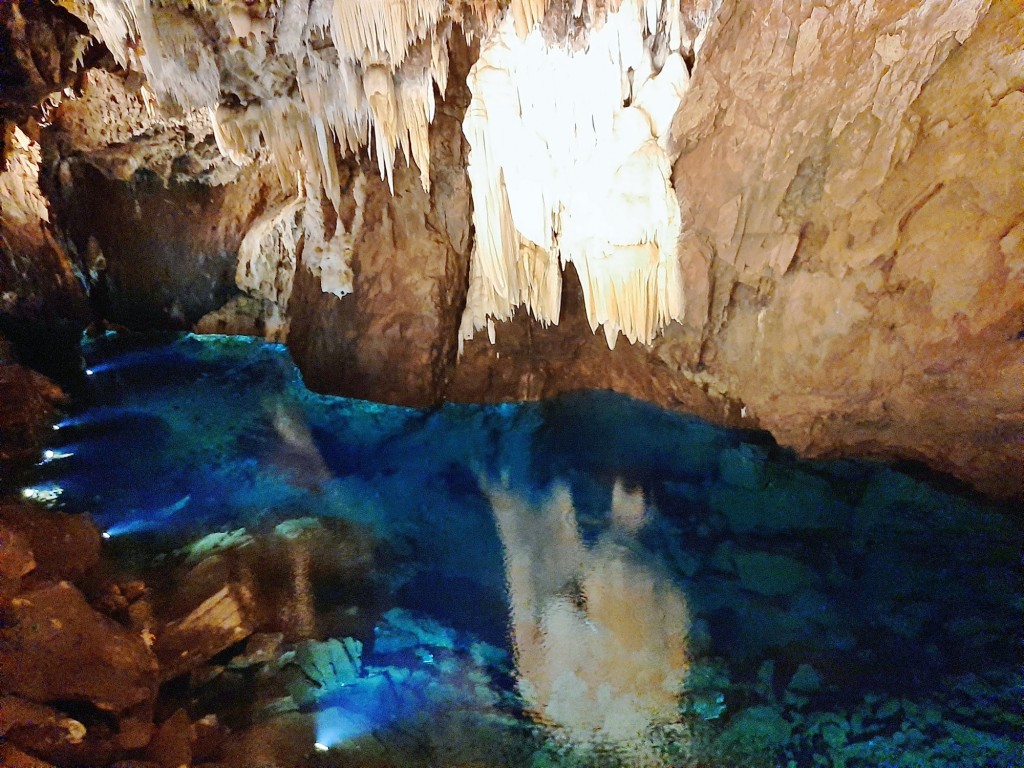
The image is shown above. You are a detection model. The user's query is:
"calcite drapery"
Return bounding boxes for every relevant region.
[459,0,695,351]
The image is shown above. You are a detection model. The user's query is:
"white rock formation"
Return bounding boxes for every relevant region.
[69,0,706,351]
[72,0,449,306]
[235,174,367,340]
[458,1,693,351]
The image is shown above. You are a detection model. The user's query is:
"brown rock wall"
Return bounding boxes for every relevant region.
[286,34,476,406]
[657,0,1024,498]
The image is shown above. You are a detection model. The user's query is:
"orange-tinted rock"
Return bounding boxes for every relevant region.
[660,0,1024,499]
[116,715,156,751]
[0,365,65,465]
[0,502,100,583]
[0,121,91,378]
[0,742,56,768]
[154,556,260,682]
[285,33,477,407]
[0,695,124,767]
[0,695,63,735]
[0,524,35,581]
[0,581,158,712]
[3,0,1020,500]
[145,709,192,768]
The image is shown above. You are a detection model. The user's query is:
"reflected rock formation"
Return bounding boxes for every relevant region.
[484,478,690,741]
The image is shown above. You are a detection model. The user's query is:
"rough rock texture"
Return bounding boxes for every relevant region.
[658,0,1024,498]
[1,0,1021,498]
[285,33,476,405]
[451,264,731,424]
[38,61,280,330]
[55,161,275,329]
[0,1,92,374]
[0,122,90,375]
[0,580,159,712]
[0,501,101,582]
[0,500,159,766]
[0,362,65,469]
[459,0,1024,497]
[0,0,88,121]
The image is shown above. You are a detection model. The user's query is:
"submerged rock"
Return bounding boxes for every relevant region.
[714,705,793,767]
[285,637,362,708]
[787,663,823,694]
[155,577,260,682]
[733,550,819,597]
[710,469,848,534]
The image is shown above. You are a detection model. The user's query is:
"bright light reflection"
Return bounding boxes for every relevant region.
[39,449,73,464]
[20,485,63,502]
[102,519,158,538]
[314,706,373,750]
[52,415,92,430]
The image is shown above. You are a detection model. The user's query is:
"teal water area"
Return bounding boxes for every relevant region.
[20,333,1022,767]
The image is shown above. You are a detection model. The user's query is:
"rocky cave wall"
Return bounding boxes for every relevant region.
[0,0,1022,499]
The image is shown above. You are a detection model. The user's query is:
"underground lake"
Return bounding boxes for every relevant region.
[6,332,1022,768]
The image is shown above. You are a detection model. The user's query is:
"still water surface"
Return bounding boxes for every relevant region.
[22,334,1022,767]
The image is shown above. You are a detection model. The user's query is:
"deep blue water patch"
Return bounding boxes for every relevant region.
[20,332,1023,767]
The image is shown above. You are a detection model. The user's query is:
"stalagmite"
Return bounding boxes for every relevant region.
[459,0,691,351]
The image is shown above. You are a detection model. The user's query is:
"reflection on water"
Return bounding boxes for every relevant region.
[486,478,689,741]
[18,333,1022,768]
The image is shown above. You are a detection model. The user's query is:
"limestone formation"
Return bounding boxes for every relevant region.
[0,0,1020,497]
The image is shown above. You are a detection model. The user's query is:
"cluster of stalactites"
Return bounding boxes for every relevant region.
[235,173,368,340]
[458,0,691,352]
[235,0,449,196]
[77,0,452,195]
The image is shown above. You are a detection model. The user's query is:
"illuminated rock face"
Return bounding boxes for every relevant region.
[657,0,1024,498]
[459,0,692,350]
[2,0,1022,497]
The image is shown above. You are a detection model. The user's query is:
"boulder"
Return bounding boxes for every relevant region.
[145,709,192,768]
[733,550,819,598]
[0,580,158,712]
[155,565,260,681]
[0,364,66,464]
[0,502,101,582]
[0,523,35,582]
[0,743,56,768]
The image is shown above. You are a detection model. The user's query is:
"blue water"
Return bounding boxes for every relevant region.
[21,333,1022,767]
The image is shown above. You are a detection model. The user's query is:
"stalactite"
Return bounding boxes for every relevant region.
[73,0,703,354]
[81,0,450,199]
[459,0,690,352]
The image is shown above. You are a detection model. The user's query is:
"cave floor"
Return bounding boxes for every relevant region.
[17,332,1022,768]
